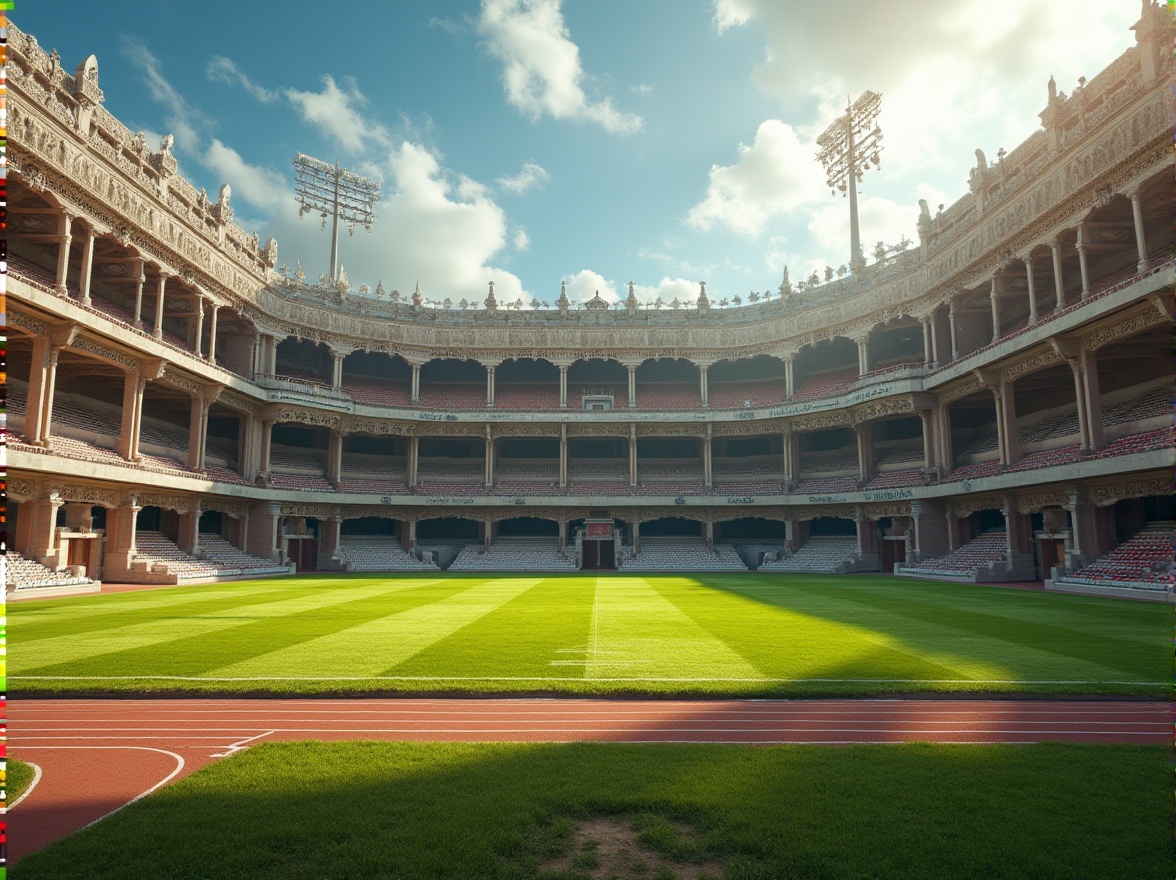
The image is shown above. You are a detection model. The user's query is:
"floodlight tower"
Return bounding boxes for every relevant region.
[293,153,380,283]
[815,91,883,273]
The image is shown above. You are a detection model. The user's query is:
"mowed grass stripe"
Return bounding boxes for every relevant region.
[14,578,448,673]
[584,577,762,679]
[20,578,467,679]
[208,577,545,678]
[13,582,330,642]
[759,576,1165,681]
[648,577,984,682]
[385,577,596,679]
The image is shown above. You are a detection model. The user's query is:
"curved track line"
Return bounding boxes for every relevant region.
[8,760,44,810]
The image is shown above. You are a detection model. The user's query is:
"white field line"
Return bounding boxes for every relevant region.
[211,729,276,758]
[15,746,185,829]
[11,675,1166,685]
[5,727,1168,737]
[7,760,43,810]
[11,719,1169,731]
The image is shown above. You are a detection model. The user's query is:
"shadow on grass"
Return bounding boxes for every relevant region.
[11,740,1173,880]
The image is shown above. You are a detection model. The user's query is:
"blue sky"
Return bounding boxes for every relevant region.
[19,1,1140,306]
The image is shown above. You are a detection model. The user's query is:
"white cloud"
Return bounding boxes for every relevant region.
[687,120,824,237]
[121,39,208,154]
[478,0,642,134]
[203,139,289,211]
[206,56,280,103]
[631,83,653,95]
[284,75,390,155]
[564,268,617,303]
[497,160,551,195]
[513,228,531,250]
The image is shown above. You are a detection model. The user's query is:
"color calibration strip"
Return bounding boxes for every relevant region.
[1,5,10,879]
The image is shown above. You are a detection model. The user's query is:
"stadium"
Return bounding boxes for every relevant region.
[4,4,1174,879]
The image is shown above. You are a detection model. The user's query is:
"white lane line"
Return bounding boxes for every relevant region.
[7,760,43,810]
[211,729,275,758]
[12,675,1166,684]
[8,727,1168,737]
[15,746,185,829]
[10,719,1169,731]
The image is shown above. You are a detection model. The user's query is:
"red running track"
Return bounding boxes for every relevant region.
[7,697,1171,865]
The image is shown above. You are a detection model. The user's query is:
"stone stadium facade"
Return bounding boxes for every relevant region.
[5,9,1174,596]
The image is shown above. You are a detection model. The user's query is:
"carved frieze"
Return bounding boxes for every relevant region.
[279,503,339,519]
[1087,475,1173,507]
[1016,488,1070,514]
[7,478,38,500]
[70,334,141,370]
[946,495,1004,519]
[791,410,852,432]
[273,406,341,430]
[136,493,194,514]
[1084,306,1170,352]
[342,418,416,438]
[851,398,914,424]
[1002,348,1062,383]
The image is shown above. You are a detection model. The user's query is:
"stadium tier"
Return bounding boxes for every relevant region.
[5,16,1174,595]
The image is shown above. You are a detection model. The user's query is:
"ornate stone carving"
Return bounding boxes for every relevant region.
[1087,475,1173,507]
[1084,307,1170,352]
[273,406,342,430]
[137,493,194,514]
[946,495,1004,518]
[280,503,339,518]
[70,335,141,370]
[1016,488,1070,514]
[1002,348,1062,383]
[7,478,38,500]
[939,377,983,404]
[852,398,914,424]
[791,410,852,432]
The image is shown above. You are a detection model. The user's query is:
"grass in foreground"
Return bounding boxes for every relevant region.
[7,759,36,804]
[10,573,1169,697]
[12,741,1172,880]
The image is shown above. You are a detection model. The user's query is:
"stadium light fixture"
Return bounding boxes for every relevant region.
[293,153,381,283]
[815,91,883,273]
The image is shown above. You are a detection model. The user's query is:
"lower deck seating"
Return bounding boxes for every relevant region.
[136,532,288,578]
[1054,524,1174,590]
[620,539,747,571]
[759,537,858,572]
[898,532,1008,577]
[5,552,99,591]
[448,540,576,571]
[336,539,439,571]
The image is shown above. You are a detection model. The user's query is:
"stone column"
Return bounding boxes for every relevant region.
[484,433,494,489]
[703,427,713,489]
[24,335,53,447]
[558,519,567,555]
[936,403,954,475]
[1002,496,1036,580]
[192,295,206,356]
[559,425,568,489]
[855,423,874,483]
[1064,494,1098,570]
[632,518,640,554]
[783,355,795,398]
[330,350,344,389]
[322,515,342,564]
[246,501,283,562]
[704,520,714,551]
[1049,238,1066,311]
[55,213,74,294]
[1024,254,1038,323]
[153,273,169,339]
[408,436,419,487]
[627,363,638,408]
[327,429,343,486]
[177,503,201,554]
[258,419,274,475]
[919,409,936,472]
[856,335,870,376]
[485,363,497,408]
[921,315,934,366]
[410,361,422,405]
[781,429,796,486]
[103,498,142,576]
[909,499,949,561]
[188,393,212,471]
[698,364,710,407]
[629,428,637,488]
[855,508,880,570]
[993,376,1020,467]
[131,259,146,324]
[945,507,960,552]
[558,362,569,408]
[405,518,417,552]
[1075,226,1091,298]
[1127,189,1149,272]
[118,367,147,462]
[78,227,96,305]
[948,302,960,361]
[29,493,65,570]
[207,304,221,362]
[989,276,1001,342]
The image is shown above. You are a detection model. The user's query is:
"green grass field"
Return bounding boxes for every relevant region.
[10,573,1168,697]
[7,759,36,804]
[11,741,1173,880]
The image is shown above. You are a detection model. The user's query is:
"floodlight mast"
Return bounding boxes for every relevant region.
[816,91,883,273]
[293,153,381,283]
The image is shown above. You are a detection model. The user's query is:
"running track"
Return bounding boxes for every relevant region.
[8,697,1171,865]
